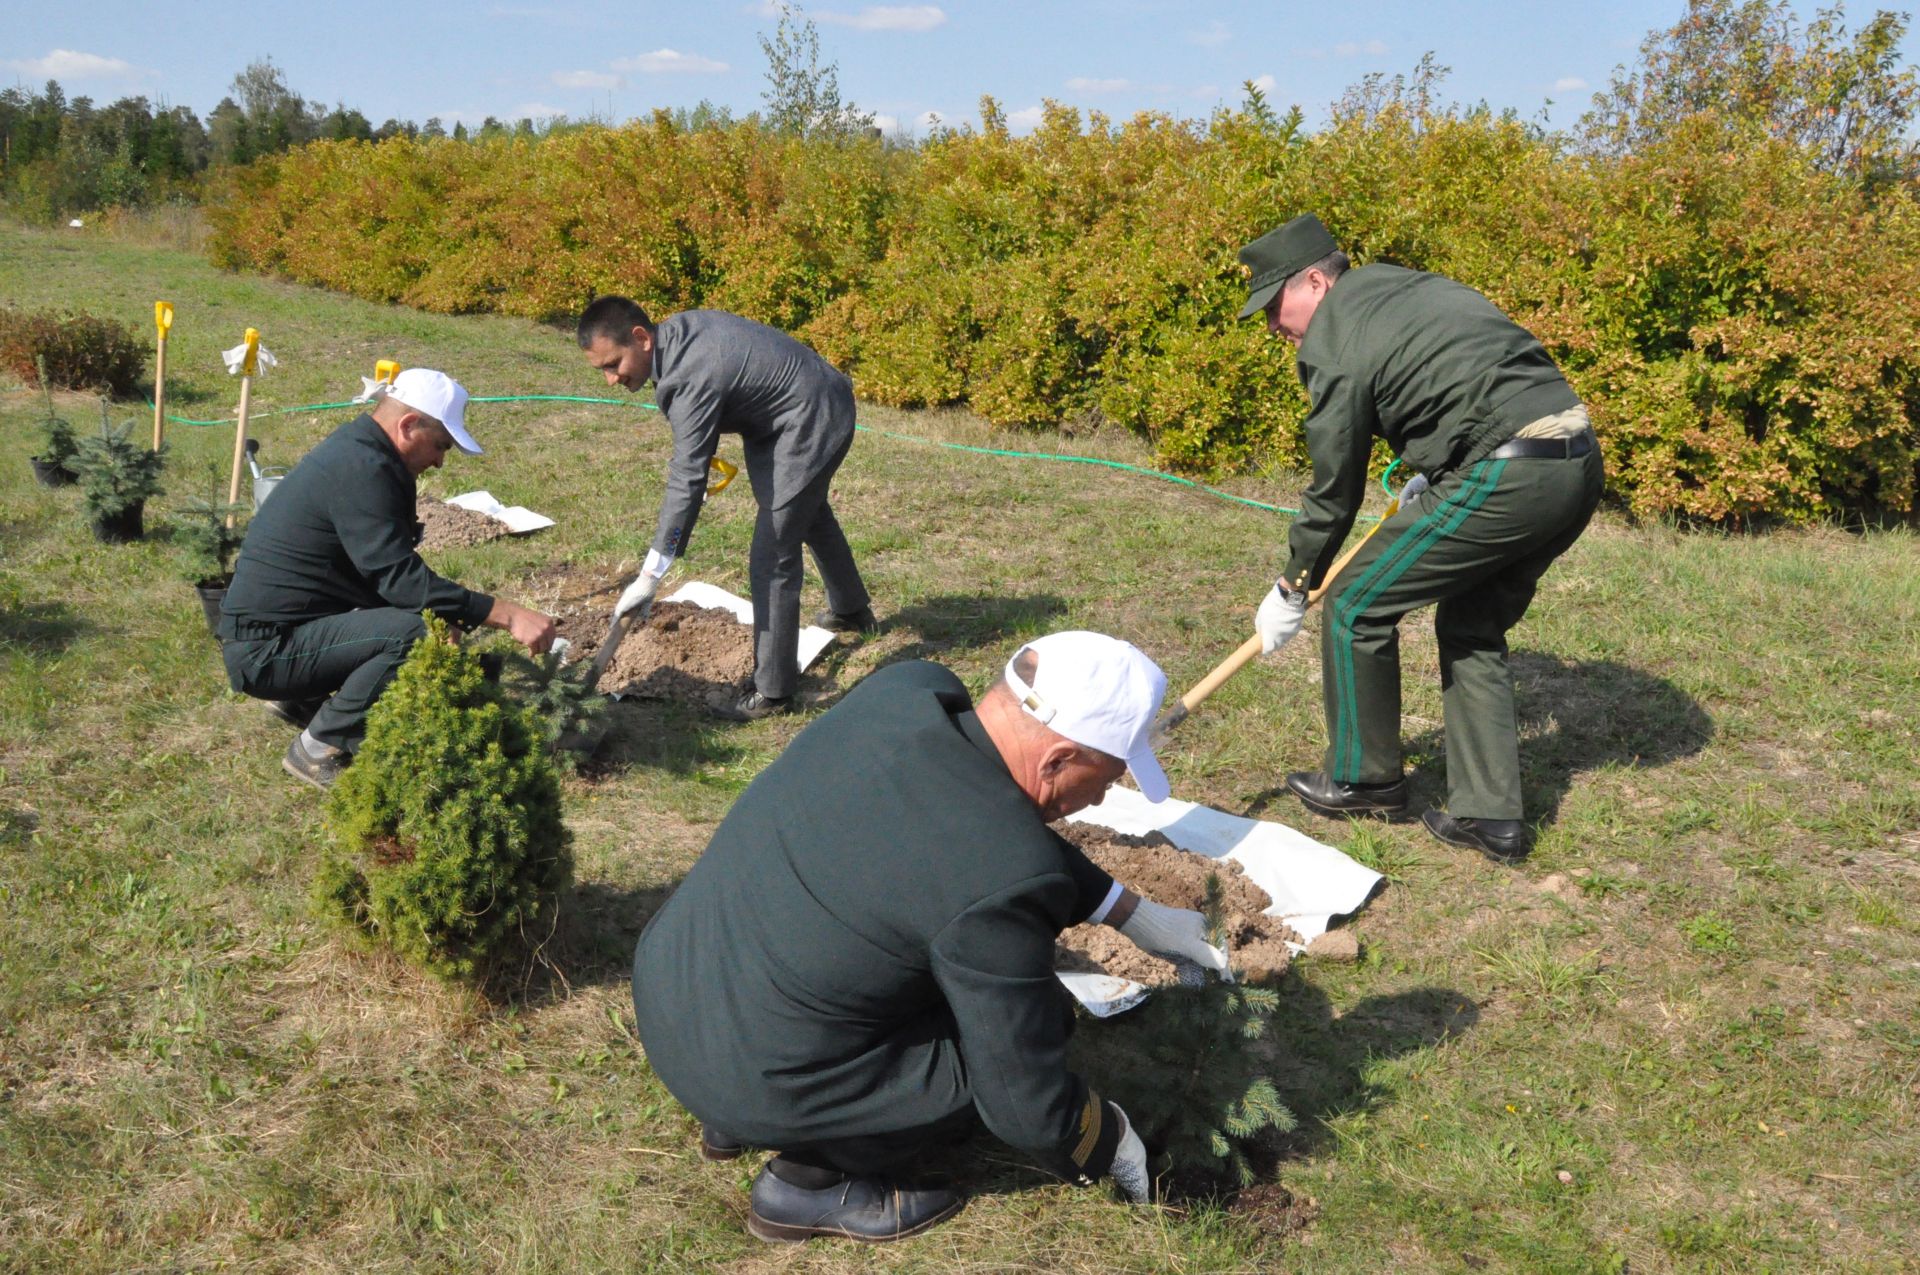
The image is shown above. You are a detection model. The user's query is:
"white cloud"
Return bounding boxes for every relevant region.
[1189,83,1220,99]
[1005,104,1046,134]
[1249,74,1277,94]
[816,5,946,31]
[4,49,144,81]
[1188,20,1230,47]
[612,48,730,74]
[553,69,620,90]
[1552,76,1589,92]
[1066,76,1131,94]
[1332,40,1389,57]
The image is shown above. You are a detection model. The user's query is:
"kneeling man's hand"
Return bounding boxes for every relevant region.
[487,599,558,654]
[1118,897,1231,981]
[1107,1103,1151,1203]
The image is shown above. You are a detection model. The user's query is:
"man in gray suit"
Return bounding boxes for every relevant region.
[577,296,876,720]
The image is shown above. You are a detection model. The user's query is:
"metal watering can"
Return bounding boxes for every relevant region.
[244,438,289,509]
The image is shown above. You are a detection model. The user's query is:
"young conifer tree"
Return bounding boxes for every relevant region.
[1076,871,1297,1190]
[320,616,571,978]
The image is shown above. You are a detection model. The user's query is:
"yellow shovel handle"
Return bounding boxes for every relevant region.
[154,301,174,339]
[375,358,401,385]
[240,328,261,377]
[708,456,739,493]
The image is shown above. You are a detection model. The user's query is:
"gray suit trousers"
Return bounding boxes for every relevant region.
[748,436,868,699]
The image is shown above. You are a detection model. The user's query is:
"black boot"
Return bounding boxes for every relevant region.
[709,689,795,722]
[747,1157,963,1243]
[1285,770,1408,818]
[812,605,879,636]
[1422,809,1529,862]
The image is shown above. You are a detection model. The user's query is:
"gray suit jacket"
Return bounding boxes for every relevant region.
[648,309,856,561]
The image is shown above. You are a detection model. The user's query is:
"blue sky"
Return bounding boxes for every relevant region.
[5,2,1908,136]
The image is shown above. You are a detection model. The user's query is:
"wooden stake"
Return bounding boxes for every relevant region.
[151,301,173,452]
[225,328,260,529]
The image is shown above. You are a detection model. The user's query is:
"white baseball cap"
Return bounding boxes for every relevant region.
[1004,631,1171,803]
[387,368,481,455]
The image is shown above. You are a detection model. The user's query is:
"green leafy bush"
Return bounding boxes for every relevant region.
[320,616,572,979]
[0,307,147,397]
[69,403,165,521]
[205,42,1920,522]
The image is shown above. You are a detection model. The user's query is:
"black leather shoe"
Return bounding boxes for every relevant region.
[709,689,796,722]
[812,605,879,635]
[1422,809,1530,862]
[1285,771,1408,818]
[747,1161,963,1244]
[699,1124,746,1162]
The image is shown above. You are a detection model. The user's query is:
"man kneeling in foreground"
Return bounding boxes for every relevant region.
[632,632,1230,1242]
[218,369,557,789]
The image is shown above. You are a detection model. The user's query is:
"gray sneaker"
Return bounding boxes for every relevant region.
[282,736,348,790]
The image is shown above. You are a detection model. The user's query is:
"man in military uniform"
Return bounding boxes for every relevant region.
[218,369,557,789]
[631,631,1229,1243]
[1241,213,1604,861]
[576,295,875,721]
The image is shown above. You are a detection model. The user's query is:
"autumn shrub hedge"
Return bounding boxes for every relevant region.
[0,306,147,397]
[206,99,1920,522]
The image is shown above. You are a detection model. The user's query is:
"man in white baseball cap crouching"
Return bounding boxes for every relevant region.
[218,368,557,790]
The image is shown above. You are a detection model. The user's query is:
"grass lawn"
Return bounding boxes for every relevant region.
[3,219,1918,1273]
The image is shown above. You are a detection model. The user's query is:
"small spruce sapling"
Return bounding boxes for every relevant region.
[171,470,249,586]
[70,398,166,522]
[320,615,573,979]
[1074,871,1297,1190]
[30,356,79,479]
[498,646,608,762]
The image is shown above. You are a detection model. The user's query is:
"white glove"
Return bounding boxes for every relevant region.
[1118,897,1231,980]
[1399,472,1430,503]
[1255,583,1309,654]
[615,572,662,619]
[1107,1103,1150,1203]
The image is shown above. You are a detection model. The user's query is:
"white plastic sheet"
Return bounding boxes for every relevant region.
[444,489,556,534]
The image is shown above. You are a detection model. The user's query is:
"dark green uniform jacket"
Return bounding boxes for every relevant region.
[1284,264,1580,591]
[632,660,1125,1183]
[218,414,493,637]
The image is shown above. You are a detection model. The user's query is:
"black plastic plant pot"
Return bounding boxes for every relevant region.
[90,501,145,543]
[195,581,228,636]
[30,455,75,487]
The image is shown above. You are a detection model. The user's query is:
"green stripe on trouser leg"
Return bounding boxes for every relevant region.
[1317,448,1601,819]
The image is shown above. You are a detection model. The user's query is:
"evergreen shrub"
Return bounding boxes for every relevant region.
[320,616,572,979]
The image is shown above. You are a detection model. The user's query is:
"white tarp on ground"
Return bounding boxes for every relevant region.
[1055,785,1385,1015]
[445,489,556,534]
[660,581,838,675]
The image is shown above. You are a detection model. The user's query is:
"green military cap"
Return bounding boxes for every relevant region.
[1237,213,1339,319]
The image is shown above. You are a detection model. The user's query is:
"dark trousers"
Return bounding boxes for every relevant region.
[1318,445,1603,819]
[748,445,869,700]
[221,608,427,754]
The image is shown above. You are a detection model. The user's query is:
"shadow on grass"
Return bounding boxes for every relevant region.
[881,592,1069,663]
[0,599,92,654]
[1402,651,1713,824]
[575,696,753,778]
[492,877,682,1003]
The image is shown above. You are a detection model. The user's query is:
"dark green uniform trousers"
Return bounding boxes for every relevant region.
[1319,445,1603,819]
[220,608,427,754]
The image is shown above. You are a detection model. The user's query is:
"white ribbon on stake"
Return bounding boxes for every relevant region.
[223,329,272,528]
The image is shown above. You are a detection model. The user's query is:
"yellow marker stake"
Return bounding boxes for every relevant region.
[375,358,400,386]
[708,455,739,494]
[225,328,261,527]
[151,301,173,452]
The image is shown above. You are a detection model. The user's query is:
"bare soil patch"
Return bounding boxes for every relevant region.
[517,565,756,704]
[1054,824,1300,984]
[417,498,511,551]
